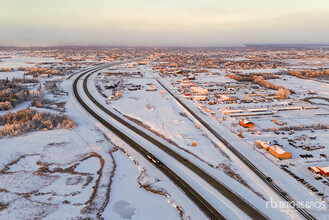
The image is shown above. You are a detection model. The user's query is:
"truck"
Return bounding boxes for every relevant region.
[146,154,163,167]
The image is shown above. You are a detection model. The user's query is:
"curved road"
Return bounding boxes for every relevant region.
[73,64,225,220]
[75,64,268,219]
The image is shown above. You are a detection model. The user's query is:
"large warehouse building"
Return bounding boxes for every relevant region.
[269,145,292,159]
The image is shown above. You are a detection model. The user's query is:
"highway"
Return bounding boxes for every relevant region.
[73,63,268,219]
[72,64,225,220]
[156,80,317,220]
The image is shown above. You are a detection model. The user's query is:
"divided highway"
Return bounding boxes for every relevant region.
[73,63,269,219]
[72,64,225,220]
[156,80,316,220]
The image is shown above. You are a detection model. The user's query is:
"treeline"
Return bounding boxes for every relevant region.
[11,77,39,84]
[226,73,280,82]
[24,67,63,77]
[0,108,76,138]
[263,123,329,132]
[0,67,13,72]
[288,69,329,79]
[226,73,291,98]
[219,60,283,70]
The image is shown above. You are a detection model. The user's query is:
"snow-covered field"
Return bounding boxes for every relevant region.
[0,56,60,68]
[89,63,322,219]
[0,58,205,220]
[1,54,329,219]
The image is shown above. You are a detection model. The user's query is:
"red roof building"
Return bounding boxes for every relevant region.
[239,119,254,128]
[308,166,321,174]
[317,166,329,176]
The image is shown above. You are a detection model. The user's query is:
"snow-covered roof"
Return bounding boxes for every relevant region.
[222,109,243,114]
[190,86,208,94]
[256,140,270,149]
[229,112,273,117]
[318,166,329,173]
[270,145,286,155]
[240,119,252,124]
[272,106,302,111]
[309,166,321,172]
[247,108,268,112]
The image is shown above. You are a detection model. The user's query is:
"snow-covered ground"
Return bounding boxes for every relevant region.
[0,56,60,69]
[87,63,317,219]
[1,58,206,219]
[1,54,329,219]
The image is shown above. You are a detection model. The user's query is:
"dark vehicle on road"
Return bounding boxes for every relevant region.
[147,154,163,167]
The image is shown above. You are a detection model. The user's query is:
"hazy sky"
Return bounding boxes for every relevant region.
[1,0,329,46]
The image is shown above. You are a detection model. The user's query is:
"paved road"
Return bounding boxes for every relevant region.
[73,64,225,220]
[156,79,316,220]
[76,65,268,219]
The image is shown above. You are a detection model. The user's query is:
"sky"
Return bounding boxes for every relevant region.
[1,0,329,47]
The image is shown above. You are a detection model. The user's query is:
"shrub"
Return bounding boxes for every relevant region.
[0,108,76,137]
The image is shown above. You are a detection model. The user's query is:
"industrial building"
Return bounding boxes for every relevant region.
[272,106,303,111]
[247,108,268,112]
[308,166,322,174]
[190,86,209,95]
[256,140,271,150]
[228,112,273,117]
[239,119,254,128]
[317,166,329,176]
[193,96,207,101]
[269,145,292,159]
[222,109,243,115]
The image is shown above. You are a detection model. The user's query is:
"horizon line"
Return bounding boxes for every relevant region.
[1,43,329,49]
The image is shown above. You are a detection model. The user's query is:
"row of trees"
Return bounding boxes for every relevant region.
[263,123,329,132]
[288,69,329,79]
[226,74,291,99]
[252,76,291,99]
[0,108,76,138]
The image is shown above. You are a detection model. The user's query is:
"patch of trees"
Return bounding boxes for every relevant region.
[0,79,31,110]
[29,84,57,109]
[0,108,76,138]
[24,67,63,78]
[276,87,291,99]
[0,67,13,72]
[288,69,329,79]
